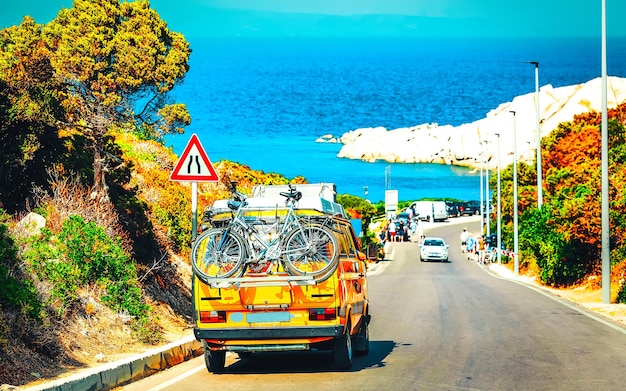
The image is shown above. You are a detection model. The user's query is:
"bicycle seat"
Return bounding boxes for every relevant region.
[280,190,302,201]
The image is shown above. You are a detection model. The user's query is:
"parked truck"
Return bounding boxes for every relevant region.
[410,200,448,222]
[192,183,370,372]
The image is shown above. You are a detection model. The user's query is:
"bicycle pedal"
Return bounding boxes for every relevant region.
[248,262,271,274]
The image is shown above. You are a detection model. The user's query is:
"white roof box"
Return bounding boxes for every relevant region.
[244,196,346,217]
[252,183,336,202]
[211,184,345,217]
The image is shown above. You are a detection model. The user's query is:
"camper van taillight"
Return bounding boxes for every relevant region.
[200,311,226,323]
[309,308,337,321]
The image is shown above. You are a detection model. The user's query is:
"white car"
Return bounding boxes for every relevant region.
[419,237,449,262]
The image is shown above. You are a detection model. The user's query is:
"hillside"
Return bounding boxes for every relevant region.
[0,2,314,384]
[0,131,308,386]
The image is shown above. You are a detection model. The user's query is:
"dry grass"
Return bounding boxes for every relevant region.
[31,168,132,252]
[59,294,192,367]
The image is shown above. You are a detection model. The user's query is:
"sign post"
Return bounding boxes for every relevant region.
[385,190,398,219]
[169,134,219,241]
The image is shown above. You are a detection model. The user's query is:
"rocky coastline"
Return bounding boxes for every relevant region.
[317,76,626,170]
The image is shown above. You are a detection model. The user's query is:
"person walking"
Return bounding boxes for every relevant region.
[417,223,424,244]
[409,218,417,241]
[388,219,397,242]
[460,227,469,253]
[466,233,476,259]
[396,220,405,242]
[478,235,487,263]
[378,220,388,244]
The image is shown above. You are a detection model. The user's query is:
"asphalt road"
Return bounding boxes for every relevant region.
[122,217,626,391]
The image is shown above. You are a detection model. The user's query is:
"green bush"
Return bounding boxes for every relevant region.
[23,215,151,325]
[519,207,587,286]
[153,199,189,251]
[0,218,43,320]
[23,228,81,312]
[57,216,133,282]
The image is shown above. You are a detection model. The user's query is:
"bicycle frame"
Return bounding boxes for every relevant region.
[192,183,341,281]
[228,204,311,264]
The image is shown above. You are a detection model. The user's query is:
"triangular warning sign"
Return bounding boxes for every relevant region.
[170,134,219,182]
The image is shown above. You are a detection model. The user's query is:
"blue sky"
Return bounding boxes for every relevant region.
[1,1,624,37]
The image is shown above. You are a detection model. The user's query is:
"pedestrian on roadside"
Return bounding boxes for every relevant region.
[409,218,417,241]
[460,227,469,253]
[417,223,424,244]
[388,219,397,242]
[378,226,387,244]
[378,220,388,243]
[396,220,405,242]
[478,235,487,263]
[466,234,476,258]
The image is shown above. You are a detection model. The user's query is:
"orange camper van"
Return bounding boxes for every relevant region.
[192,183,370,372]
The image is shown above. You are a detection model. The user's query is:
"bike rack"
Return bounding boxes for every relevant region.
[205,275,317,288]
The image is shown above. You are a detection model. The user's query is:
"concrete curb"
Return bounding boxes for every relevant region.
[22,335,203,391]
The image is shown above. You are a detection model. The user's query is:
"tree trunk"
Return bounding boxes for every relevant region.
[91,137,109,202]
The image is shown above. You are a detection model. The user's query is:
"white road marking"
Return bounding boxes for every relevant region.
[146,364,206,391]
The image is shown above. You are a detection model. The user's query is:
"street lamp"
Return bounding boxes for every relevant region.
[479,141,484,235]
[601,0,610,303]
[484,140,491,237]
[385,165,392,190]
[495,132,501,264]
[510,111,519,275]
[526,61,542,208]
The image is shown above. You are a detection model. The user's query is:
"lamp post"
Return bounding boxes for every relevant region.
[495,132,501,264]
[480,141,484,236]
[385,165,391,189]
[484,140,491,237]
[601,0,610,303]
[510,111,519,275]
[526,61,542,208]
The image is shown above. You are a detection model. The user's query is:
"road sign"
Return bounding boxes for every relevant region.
[170,134,219,182]
[385,189,398,218]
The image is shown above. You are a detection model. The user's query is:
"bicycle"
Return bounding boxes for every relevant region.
[484,247,497,264]
[191,182,340,283]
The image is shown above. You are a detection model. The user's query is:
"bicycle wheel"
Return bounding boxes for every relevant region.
[282,224,339,278]
[191,228,246,281]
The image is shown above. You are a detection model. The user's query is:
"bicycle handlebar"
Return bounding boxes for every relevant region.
[229,181,302,205]
[280,184,302,202]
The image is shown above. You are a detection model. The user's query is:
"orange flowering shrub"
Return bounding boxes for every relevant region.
[511,102,626,298]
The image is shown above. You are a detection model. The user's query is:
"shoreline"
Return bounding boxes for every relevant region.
[319,77,626,171]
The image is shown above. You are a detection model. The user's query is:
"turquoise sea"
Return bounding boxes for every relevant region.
[165,36,626,202]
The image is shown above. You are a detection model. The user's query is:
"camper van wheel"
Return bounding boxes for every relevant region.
[203,342,226,373]
[237,351,254,360]
[353,318,370,355]
[333,326,353,370]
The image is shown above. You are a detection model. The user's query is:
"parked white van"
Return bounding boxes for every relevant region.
[410,201,448,222]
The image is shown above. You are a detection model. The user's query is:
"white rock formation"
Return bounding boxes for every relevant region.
[323,76,626,170]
